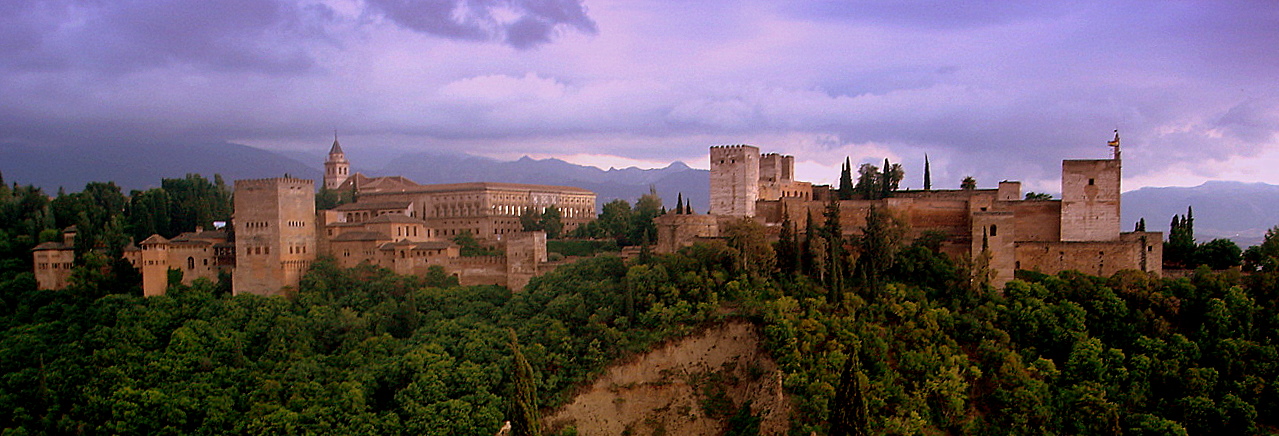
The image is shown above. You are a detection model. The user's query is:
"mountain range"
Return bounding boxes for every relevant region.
[2,141,1274,246]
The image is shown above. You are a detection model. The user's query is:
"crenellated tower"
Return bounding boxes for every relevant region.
[232,177,317,296]
[324,135,350,190]
[709,145,760,216]
[1060,132,1122,241]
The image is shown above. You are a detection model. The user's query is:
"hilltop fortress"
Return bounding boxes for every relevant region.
[656,135,1162,284]
[35,138,596,296]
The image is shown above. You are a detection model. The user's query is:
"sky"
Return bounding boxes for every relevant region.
[3,0,1278,193]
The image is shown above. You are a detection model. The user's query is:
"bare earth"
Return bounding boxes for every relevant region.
[546,321,792,435]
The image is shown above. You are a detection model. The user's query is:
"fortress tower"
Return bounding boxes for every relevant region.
[138,235,170,297]
[710,145,760,216]
[232,177,317,296]
[1060,134,1122,241]
[324,136,350,190]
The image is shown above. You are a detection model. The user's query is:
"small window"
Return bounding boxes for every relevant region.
[989,224,998,237]
[1088,178,1095,185]
[187,257,195,270]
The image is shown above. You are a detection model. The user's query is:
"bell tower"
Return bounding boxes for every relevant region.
[324,134,350,190]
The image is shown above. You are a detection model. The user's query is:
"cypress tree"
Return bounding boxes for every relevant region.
[838,158,854,200]
[880,158,891,200]
[676,193,684,214]
[508,329,542,436]
[802,209,816,276]
[822,198,844,300]
[923,154,932,191]
[830,344,869,436]
[777,210,797,275]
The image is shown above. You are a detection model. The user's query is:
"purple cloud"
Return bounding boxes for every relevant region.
[364,0,597,49]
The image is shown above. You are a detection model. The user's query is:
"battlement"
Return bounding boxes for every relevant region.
[710,144,758,150]
[235,177,314,190]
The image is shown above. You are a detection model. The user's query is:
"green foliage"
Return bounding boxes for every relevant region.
[1025,192,1053,200]
[5,171,1279,436]
[546,239,619,258]
[1244,225,1279,272]
[452,231,500,257]
[568,191,662,247]
[521,206,564,239]
[508,329,541,436]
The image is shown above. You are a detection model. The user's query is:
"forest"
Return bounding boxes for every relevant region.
[3,173,1279,434]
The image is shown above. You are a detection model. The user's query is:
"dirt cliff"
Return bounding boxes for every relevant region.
[546,321,791,435]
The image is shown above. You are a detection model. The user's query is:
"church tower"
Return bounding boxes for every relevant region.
[324,135,350,190]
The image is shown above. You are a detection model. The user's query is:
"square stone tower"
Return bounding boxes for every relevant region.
[233,177,317,296]
[710,145,760,216]
[1060,158,1121,241]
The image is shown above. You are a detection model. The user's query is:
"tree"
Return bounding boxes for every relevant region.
[1196,239,1242,270]
[855,205,906,292]
[854,163,879,200]
[829,346,869,436]
[821,199,845,299]
[961,176,976,190]
[453,231,498,256]
[879,158,903,199]
[520,206,542,232]
[923,154,932,191]
[541,206,563,238]
[723,217,775,277]
[1025,192,1053,200]
[1135,218,1147,232]
[629,188,662,246]
[838,158,855,200]
[508,329,542,436]
[1166,206,1197,268]
[777,211,799,275]
[1244,225,1279,272]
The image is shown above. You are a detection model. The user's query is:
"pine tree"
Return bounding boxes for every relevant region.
[675,193,684,215]
[508,329,542,436]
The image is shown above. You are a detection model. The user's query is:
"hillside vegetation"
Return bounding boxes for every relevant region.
[4,177,1279,434]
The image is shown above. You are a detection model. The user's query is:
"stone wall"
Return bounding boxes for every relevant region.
[1016,231,1162,277]
[653,213,720,254]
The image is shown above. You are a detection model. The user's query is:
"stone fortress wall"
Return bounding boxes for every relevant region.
[41,138,594,296]
[659,135,1162,285]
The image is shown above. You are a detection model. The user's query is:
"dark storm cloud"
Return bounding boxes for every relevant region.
[364,0,597,49]
[0,0,327,74]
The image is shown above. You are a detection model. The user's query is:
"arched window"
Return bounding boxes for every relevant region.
[989,224,998,237]
[187,257,195,270]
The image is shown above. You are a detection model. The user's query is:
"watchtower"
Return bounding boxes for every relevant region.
[710,145,760,216]
[1060,136,1122,241]
[232,177,317,296]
